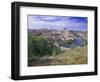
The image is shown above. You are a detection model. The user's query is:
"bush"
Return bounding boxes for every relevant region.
[28,34,61,61]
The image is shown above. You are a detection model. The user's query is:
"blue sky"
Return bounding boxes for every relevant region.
[28,15,88,31]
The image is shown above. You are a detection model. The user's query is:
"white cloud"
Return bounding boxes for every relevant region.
[28,15,87,31]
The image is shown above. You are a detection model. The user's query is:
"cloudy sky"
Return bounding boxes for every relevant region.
[28,15,88,31]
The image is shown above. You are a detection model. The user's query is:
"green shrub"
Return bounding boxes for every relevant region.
[28,34,61,61]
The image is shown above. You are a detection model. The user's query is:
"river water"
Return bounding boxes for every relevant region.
[65,38,87,48]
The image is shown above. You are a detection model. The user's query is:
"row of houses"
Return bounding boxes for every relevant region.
[29,28,77,45]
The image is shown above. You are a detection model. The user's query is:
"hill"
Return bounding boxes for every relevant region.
[28,28,88,66]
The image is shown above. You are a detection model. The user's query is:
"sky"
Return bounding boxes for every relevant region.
[28,15,88,31]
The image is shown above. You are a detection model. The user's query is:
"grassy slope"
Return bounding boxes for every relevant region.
[29,46,87,66]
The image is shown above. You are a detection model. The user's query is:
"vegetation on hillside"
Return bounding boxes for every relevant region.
[28,30,88,66]
[28,34,61,65]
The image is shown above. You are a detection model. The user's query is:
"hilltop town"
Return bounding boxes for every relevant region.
[28,28,87,48]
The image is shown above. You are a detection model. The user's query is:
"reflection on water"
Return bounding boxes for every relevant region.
[65,38,87,48]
